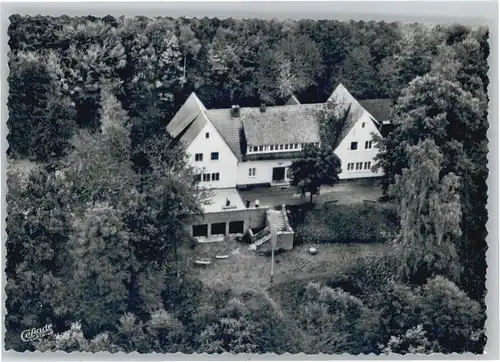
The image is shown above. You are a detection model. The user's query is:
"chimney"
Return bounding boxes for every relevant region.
[260,103,266,112]
[231,105,240,118]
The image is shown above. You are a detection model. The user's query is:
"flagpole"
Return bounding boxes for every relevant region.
[270,215,277,284]
[271,239,275,284]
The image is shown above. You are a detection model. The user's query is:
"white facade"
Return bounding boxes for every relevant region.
[334,112,383,180]
[236,159,295,187]
[186,121,238,189]
[170,85,387,190]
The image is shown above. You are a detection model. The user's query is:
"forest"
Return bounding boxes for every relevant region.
[6,15,490,354]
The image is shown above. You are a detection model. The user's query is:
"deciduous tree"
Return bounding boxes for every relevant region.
[288,144,342,204]
[389,139,462,283]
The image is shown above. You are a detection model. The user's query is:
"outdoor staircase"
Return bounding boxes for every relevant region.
[251,206,290,248]
[276,210,286,231]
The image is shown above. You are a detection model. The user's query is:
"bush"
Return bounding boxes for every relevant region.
[335,251,402,296]
[295,203,399,244]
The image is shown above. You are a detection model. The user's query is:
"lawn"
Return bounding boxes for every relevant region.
[183,239,394,293]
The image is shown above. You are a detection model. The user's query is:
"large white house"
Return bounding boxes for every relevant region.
[166,83,393,190]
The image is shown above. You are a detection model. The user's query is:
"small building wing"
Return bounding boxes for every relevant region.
[358,99,394,123]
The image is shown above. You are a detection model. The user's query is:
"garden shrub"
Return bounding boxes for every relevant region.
[295,203,399,244]
[333,251,402,296]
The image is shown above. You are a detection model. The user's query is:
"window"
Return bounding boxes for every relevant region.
[285,144,289,150]
[211,152,219,160]
[257,145,262,152]
[192,224,208,237]
[275,144,279,150]
[361,122,365,128]
[249,168,256,177]
[364,162,371,170]
[205,132,210,139]
[355,162,363,170]
[211,172,220,181]
[195,153,203,161]
[229,221,244,234]
[365,140,373,149]
[211,223,226,236]
[253,146,258,152]
[280,144,284,150]
[347,162,354,171]
[270,145,274,151]
[294,144,298,149]
[350,142,358,150]
[202,173,210,181]
[195,174,201,182]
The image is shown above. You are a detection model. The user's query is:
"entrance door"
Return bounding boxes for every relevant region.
[272,167,286,182]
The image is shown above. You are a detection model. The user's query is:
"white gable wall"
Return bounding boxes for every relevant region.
[334,112,384,179]
[186,120,238,189]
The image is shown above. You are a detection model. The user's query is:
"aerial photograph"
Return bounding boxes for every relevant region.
[5,12,490,355]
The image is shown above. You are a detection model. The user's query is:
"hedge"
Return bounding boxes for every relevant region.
[295,203,399,245]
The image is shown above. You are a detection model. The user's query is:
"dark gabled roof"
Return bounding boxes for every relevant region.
[358,99,394,122]
[241,104,323,146]
[327,84,370,149]
[204,108,244,161]
[206,104,324,161]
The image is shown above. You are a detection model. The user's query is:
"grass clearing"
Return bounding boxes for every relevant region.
[184,240,394,293]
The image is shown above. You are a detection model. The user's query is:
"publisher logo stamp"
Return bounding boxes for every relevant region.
[21,324,54,342]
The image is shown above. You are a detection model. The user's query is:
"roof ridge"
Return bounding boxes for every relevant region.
[205,102,374,112]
